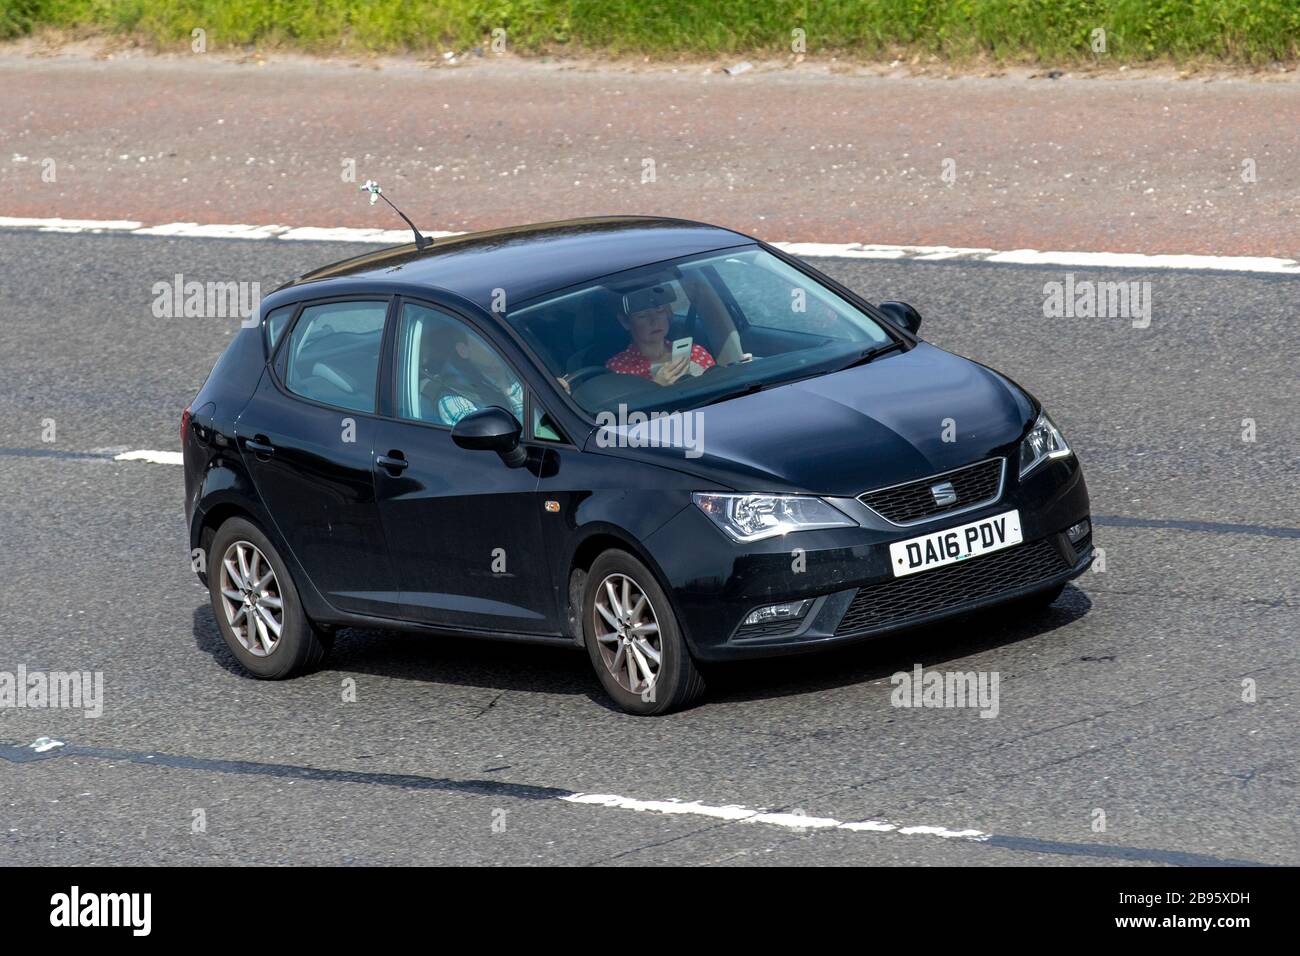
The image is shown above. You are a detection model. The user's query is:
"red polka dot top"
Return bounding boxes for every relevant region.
[605,341,716,379]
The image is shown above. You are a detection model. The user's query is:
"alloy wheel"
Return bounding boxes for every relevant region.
[218,540,284,657]
[592,572,662,695]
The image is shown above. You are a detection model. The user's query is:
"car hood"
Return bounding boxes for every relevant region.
[589,343,1037,496]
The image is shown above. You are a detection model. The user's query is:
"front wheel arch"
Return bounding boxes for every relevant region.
[580,548,705,715]
[565,526,679,643]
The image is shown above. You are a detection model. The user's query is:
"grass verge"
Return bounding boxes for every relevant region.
[2,1,1296,66]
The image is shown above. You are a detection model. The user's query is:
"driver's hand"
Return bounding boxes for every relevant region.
[557,374,573,394]
[653,354,691,386]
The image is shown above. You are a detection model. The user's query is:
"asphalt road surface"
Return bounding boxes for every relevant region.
[0,229,1296,865]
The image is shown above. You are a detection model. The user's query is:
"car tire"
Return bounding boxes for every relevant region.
[207,516,331,679]
[582,550,705,715]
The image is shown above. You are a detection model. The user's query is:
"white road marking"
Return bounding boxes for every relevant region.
[980,248,1300,273]
[114,450,183,465]
[774,241,1300,273]
[2,216,1297,273]
[0,216,143,232]
[131,221,296,240]
[277,225,463,243]
[776,242,997,261]
[561,792,987,840]
[0,217,457,245]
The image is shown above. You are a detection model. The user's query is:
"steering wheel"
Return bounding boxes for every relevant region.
[563,365,608,390]
[715,353,758,370]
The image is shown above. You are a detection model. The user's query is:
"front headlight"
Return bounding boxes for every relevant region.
[1019,411,1071,477]
[692,493,855,542]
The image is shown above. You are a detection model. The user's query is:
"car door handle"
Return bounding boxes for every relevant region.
[245,437,275,457]
[376,451,409,473]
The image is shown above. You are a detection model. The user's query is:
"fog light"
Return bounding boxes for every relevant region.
[1067,519,1091,544]
[743,599,812,626]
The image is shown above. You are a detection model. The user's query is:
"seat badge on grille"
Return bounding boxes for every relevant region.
[930,481,958,507]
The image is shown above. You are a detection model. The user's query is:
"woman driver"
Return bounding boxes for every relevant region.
[604,275,748,385]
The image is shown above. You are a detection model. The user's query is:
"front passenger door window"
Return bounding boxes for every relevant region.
[395,302,524,427]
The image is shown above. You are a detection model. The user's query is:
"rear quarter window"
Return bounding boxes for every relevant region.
[264,304,296,352]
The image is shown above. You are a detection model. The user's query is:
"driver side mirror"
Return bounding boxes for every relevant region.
[451,406,527,467]
[878,301,922,335]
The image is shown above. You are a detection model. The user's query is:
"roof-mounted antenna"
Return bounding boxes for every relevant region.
[360,180,431,250]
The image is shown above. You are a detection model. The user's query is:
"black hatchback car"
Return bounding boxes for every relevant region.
[184,216,1092,714]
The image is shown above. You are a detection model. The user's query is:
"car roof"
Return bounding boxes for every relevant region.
[278,216,754,310]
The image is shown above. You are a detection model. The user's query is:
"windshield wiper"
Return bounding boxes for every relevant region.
[836,340,904,371]
[688,342,905,411]
[689,381,771,410]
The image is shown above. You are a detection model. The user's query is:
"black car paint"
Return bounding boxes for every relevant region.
[184,216,1091,662]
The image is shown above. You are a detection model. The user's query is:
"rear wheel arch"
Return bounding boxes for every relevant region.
[197,500,337,626]
[196,502,259,583]
[206,516,332,679]
[190,451,266,560]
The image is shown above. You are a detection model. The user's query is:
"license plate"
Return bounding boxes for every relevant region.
[889,509,1023,578]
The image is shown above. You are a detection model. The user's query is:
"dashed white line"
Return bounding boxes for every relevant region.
[2,216,1297,273]
[561,792,987,840]
[114,450,183,465]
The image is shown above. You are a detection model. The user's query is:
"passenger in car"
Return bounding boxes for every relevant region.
[419,326,524,426]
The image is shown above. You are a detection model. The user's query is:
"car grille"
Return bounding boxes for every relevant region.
[859,458,1003,525]
[834,539,1068,637]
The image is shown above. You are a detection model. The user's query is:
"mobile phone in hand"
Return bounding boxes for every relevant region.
[671,337,693,364]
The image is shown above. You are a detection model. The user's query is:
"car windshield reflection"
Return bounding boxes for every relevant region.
[506,245,895,417]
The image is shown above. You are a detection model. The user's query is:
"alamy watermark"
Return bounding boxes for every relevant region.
[1043,273,1151,328]
[890,664,999,718]
[50,886,150,936]
[0,666,104,718]
[152,274,260,324]
[595,404,705,459]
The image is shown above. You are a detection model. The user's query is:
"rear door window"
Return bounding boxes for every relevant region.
[283,301,388,413]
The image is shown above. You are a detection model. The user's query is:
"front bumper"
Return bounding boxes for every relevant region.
[644,455,1091,661]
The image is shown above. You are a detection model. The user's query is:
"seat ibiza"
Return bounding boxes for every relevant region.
[184,217,1092,714]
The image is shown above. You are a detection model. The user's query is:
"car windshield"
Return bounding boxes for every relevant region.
[507,245,895,418]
